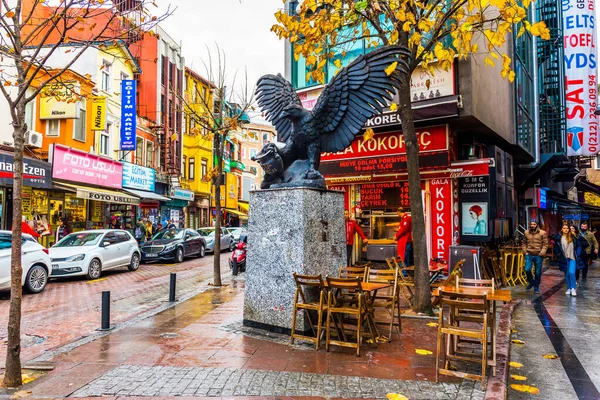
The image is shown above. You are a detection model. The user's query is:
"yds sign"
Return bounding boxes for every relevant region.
[563,0,598,156]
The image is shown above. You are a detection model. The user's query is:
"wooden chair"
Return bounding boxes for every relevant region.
[339,265,368,281]
[325,276,371,356]
[436,290,490,390]
[431,260,465,307]
[290,273,327,350]
[366,267,402,338]
[385,257,416,308]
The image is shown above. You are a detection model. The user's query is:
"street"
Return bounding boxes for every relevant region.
[0,252,232,366]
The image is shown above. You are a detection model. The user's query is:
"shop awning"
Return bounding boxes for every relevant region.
[575,178,600,197]
[238,203,249,213]
[54,182,140,205]
[225,208,247,217]
[122,188,171,202]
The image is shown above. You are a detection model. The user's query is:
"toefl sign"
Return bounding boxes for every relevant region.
[563,0,598,156]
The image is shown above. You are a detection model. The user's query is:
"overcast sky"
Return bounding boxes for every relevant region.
[158,0,286,97]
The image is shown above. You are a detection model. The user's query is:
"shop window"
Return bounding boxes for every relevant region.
[146,141,154,168]
[101,60,111,92]
[262,132,269,145]
[120,71,129,81]
[46,119,60,137]
[25,99,35,131]
[73,105,86,142]
[99,122,111,156]
[201,158,207,179]
[189,157,195,180]
[250,148,258,159]
[135,137,144,164]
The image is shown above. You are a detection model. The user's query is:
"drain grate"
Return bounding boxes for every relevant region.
[159,333,180,339]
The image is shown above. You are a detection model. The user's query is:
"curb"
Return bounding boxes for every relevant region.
[485,299,520,400]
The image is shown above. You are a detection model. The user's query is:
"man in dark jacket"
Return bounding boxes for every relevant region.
[522,220,548,294]
[578,222,598,281]
[345,210,368,266]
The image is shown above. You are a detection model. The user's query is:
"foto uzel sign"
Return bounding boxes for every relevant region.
[120,79,137,151]
[563,0,598,156]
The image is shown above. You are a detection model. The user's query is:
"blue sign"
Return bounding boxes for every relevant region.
[120,79,137,150]
[538,188,547,210]
[171,187,194,201]
[122,162,155,191]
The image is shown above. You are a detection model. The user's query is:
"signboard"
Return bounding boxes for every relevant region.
[0,153,52,188]
[563,0,598,155]
[122,162,156,192]
[410,63,455,102]
[321,125,448,162]
[320,151,449,176]
[91,97,107,131]
[538,188,547,210]
[75,188,139,205]
[51,144,123,188]
[39,82,79,119]
[449,159,492,178]
[298,87,323,110]
[430,179,453,260]
[328,185,350,210]
[359,182,410,208]
[171,187,194,201]
[120,79,137,150]
[458,176,491,241]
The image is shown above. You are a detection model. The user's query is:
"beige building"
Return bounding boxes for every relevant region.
[239,122,277,202]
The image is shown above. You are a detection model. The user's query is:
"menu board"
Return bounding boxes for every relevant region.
[360,182,410,208]
[320,151,449,176]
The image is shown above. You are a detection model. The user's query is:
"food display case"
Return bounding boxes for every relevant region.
[366,212,400,261]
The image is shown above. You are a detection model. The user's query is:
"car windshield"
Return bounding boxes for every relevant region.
[54,232,103,247]
[198,229,215,237]
[152,229,184,240]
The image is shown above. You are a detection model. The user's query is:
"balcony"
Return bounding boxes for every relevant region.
[230,160,245,172]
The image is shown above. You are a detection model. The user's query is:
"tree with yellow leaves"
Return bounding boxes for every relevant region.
[0,0,171,387]
[272,0,550,313]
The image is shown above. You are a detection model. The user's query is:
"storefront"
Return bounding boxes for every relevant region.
[321,125,455,263]
[49,144,140,243]
[0,151,53,245]
[121,162,170,227]
[165,187,194,228]
[187,197,210,229]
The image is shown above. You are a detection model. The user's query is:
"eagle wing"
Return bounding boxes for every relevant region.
[311,46,410,153]
[255,73,301,142]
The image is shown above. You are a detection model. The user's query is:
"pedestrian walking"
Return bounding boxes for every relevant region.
[345,210,368,266]
[553,224,588,296]
[166,220,176,230]
[145,220,154,241]
[395,207,413,267]
[522,219,547,294]
[578,221,597,281]
[134,218,147,244]
[55,217,72,243]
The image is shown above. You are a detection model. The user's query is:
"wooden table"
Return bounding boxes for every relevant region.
[433,285,512,375]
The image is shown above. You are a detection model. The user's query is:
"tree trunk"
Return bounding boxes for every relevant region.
[212,131,222,287]
[4,105,26,388]
[397,75,432,315]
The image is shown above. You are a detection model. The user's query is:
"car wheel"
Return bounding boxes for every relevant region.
[25,265,48,294]
[175,247,184,263]
[198,244,205,258]
[87,259,102,280]
[128,252,141,271]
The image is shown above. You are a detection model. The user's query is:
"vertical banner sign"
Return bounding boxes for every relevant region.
[120,79,137,150]
[91,97,107,131]
[563,0,598,156]
[430,179,453,261]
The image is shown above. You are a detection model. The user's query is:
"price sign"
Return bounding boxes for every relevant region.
[360,182,410,208]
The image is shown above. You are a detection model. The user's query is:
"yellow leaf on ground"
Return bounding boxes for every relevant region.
[543,354,559,359]
[511,339,526,345]
[385,62,398,76]
[509,361,523,368]
[390,103,398,112]
[386,394,409,400]
[363,128,375,141]
[10,391,32,399]
[511,374,527,381]
[415,349,433,355]
[427,322,438,327]
[510,384,539,394]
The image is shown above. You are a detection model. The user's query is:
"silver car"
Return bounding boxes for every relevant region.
[197,227,235,253]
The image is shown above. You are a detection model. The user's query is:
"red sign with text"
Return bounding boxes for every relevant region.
[430,179,453,261]
[321,125,448,162]
[328,185,350,210]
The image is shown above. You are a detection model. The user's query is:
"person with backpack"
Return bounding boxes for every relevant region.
[134,218,147,244]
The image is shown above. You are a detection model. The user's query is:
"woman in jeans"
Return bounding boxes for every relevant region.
[553,224,587,296]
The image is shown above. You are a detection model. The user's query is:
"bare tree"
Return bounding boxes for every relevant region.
[0,0,171,387]
[180,47,253,286]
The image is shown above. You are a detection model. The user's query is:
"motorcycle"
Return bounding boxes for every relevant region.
[229,233,247,276]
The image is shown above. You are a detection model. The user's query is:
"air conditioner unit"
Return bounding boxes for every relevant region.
[24,130,43,148]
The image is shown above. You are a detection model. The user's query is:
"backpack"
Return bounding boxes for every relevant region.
[135,226,142,238]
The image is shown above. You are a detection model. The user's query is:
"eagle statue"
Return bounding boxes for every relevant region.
[252,46,410,189]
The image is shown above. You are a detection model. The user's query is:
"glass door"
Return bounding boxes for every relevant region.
[49,198,64,247]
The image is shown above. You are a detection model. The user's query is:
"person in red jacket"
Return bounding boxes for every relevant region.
[345,210,368,266]
[395,207,413,266]
[13,216,40,239]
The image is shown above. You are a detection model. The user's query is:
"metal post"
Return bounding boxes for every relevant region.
[169,272,176,302]
[101,291,110,330]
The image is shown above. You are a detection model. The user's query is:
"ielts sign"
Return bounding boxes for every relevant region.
[430,179,453,260]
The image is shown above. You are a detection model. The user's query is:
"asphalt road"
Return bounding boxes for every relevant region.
[0,252,233,365]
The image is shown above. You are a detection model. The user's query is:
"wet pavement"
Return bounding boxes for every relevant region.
[509,262,600,400]
[0,253,231,365]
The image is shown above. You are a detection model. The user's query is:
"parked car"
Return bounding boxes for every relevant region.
[0,231,51,293]
[226,227,247,243]
[49,230,141,280]
[141,228,205,263]
[197,227,235,253]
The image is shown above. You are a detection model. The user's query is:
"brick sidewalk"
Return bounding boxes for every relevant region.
[18,276,490,400]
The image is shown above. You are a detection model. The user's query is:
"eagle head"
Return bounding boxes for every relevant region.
[279,104,307,121]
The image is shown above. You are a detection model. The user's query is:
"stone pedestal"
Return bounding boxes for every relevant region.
[243,187,346,334]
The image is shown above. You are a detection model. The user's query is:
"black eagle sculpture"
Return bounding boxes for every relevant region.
[252,46,410,189]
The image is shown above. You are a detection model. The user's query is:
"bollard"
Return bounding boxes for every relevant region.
[101,291,110,330]
[169,272,176,302]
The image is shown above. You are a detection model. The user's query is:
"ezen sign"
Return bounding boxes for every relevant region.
[430,179,453,261]
[563,0,598,156]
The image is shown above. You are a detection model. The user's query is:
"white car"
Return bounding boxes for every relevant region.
[49,230,141,280]
[0,230,51,294]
